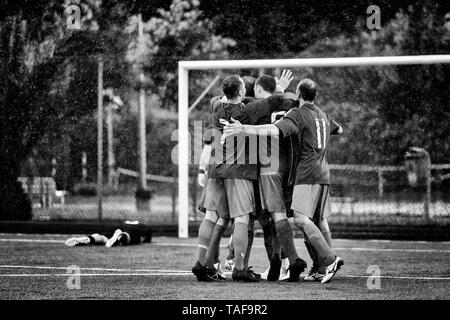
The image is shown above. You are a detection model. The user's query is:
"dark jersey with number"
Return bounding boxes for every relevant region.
[243,93,298,174]
[207,97,258,180]
[274,102,341,185]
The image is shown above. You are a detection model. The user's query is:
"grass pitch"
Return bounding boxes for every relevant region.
[0,234,449,300]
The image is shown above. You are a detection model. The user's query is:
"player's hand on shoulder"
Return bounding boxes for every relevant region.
[222,117,243,139]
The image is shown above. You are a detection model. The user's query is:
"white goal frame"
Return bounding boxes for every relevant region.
[177,54,450,238]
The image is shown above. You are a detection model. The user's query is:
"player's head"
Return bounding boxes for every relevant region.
[242,76,256,98]
[254,75,276,99]
[222,74,246,100]
[445,12,450,32]
[296,78,318,102]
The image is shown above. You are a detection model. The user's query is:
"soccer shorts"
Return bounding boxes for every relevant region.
[223,179,255,218]
[198,178,230,219]
[291,184,331,221]
[259,172,286,213]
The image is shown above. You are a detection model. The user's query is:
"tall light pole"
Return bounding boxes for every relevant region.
[136,13,150,211]
[106,101,115,187]
[97,56,104,221]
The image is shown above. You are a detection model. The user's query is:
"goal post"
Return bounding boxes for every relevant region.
[177,55,450,238]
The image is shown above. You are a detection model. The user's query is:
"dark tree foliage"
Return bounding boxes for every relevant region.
[0,0,105,219]
[200,0,450,57]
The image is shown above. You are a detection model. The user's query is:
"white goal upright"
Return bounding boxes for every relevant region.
[177,54,450,238]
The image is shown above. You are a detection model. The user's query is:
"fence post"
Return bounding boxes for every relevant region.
[377,169,384,198]
[424,153,431,221]
[172,176,176,224]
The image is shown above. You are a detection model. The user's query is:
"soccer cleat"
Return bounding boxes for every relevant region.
[321,256,344,284]
[214,262,226,280]
[65,236,90,247]
[287,258,307,282]
[247,266,261,280]
[105,229,122,248]
[260,267,270,280]
[224,258,235,271]
[267,257,282,281]
[303,266,325,282]
[192,261,211,282]
[279,258,290,281]
[232,268,260,282]
[206,266,226,281]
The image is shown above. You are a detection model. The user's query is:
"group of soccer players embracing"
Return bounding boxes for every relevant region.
[192,69,344,284]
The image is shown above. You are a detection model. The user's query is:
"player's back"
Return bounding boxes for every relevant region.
[208,99,257,180]
[294,102,336,185]
[243,93,298,174]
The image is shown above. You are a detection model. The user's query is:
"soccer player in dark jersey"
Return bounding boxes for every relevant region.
[194,74,261,282]
[193,96,231,282]
[242,73,308,282]
[208,74,260,282]
[65,221,152,247]
[222,78,344,284]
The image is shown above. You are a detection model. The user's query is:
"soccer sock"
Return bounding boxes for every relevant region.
[303,219,336,266]
[280,248,287,260]
[275,219,299,265]
[260,216,275,260]
[233,222,248,271]
[227,235,234,260]
[304,233,320,270]
[197,219,216,266]
[205,223,226,268]
[243,224,254,270]
[322,230,332,248]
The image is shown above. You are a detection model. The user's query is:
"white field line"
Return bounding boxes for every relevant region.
[0,268,449,281]
[0,265,186,273]
[0,238,449,253]
[150,243,450,253]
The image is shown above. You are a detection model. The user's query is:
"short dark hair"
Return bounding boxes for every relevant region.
[242,76,256,98]
[222,74,243,99]
[297,79,317,101]
[255,75,276,94]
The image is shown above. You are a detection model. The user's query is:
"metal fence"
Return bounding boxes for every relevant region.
[24,163,450,225]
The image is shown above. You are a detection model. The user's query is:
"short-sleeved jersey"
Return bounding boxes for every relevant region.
[243,93,298,173]
[274,102,341,185]
[207,98,258,180]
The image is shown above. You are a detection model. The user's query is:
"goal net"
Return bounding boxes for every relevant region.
[177,55,450,238]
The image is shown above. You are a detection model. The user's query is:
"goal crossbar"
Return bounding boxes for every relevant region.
[177,54,450,238]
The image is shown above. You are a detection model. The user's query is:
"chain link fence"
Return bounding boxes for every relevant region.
[23,162,450,226]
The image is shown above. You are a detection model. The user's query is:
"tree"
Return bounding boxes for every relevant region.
[0,1,105,219]
[125,0,235,111]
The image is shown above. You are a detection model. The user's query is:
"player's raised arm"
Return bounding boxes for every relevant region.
[275,69,294,93]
